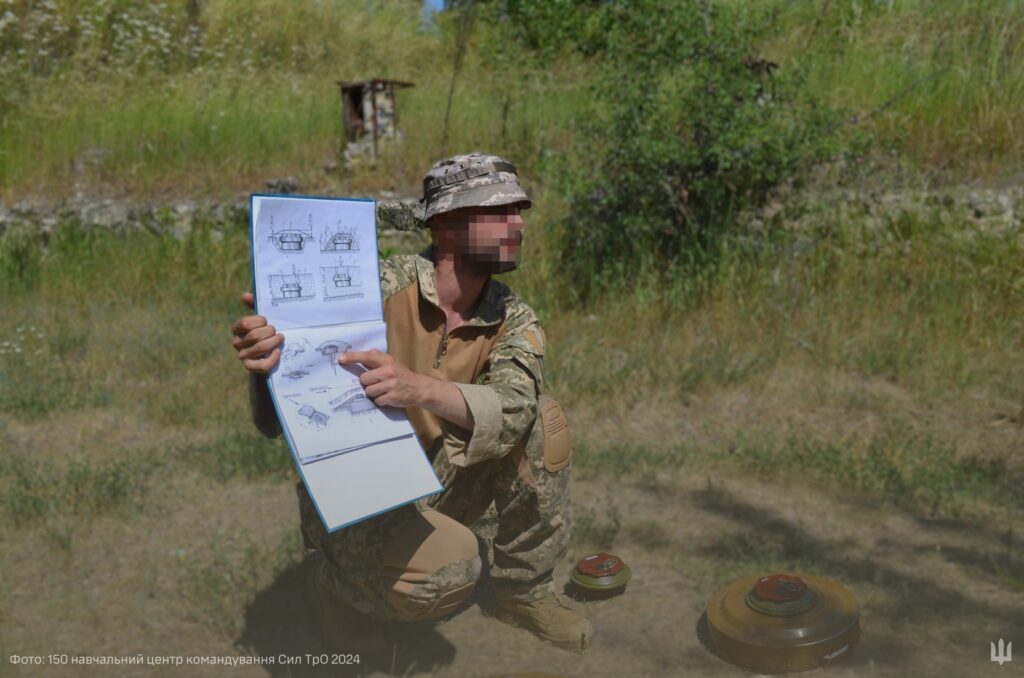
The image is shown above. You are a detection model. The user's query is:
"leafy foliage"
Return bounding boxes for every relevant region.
[488,0,853,299]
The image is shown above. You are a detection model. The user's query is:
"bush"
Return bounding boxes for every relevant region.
[494,0,856,301]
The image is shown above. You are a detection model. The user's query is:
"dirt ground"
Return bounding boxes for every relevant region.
[230,470,1023,678]
[3,375,1022,678]
[3,457,1022,678]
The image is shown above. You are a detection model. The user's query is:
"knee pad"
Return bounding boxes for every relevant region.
[386,555,481,621]
[381,510,482,621]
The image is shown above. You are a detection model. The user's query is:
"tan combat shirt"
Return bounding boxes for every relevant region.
[250,247,546,467]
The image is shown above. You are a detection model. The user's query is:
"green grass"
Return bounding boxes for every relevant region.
[170,428,293,482]
[1,1,1021,198]
[0,452,155,527]
[572,502,622,551]
[0,0,1021,539]
[7,73,342,189]
[179,529,304,636]
[1,4,1021,660]
[760,0,1024,177]
[574,442,681,477]
[0,1,591,198]
[0,429,290,526]
[2,205,1019,527]
[717,424,1022,521]
[0,221,297,536]
[536,204,1023,401]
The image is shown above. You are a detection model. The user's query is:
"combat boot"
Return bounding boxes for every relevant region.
[494,592,594,652]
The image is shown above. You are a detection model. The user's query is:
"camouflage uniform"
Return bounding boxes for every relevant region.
[420,154,531,222]
[252,155,573,624]
[287,249,572,621]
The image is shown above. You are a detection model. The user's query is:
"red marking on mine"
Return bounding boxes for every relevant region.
[752,574,808,603]
[577,553,624,577]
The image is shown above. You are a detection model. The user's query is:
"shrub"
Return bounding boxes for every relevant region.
[492,0,855,301]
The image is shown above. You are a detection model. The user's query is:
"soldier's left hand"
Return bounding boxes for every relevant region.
[339,349,430,409]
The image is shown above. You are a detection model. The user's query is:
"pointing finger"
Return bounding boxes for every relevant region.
[339,349,388,368]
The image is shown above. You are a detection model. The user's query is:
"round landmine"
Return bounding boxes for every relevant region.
[705,573,860,673]
[568,552,631,599]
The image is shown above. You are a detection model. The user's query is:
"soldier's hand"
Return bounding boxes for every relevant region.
[232,292,284,375]
[339,349,429,409]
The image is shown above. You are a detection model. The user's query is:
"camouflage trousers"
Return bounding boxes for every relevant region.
[297,406,572,622]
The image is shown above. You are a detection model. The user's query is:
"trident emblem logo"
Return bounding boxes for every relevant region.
[991,638,1013,665]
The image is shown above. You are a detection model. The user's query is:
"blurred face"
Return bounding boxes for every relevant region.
[433,203,527,275]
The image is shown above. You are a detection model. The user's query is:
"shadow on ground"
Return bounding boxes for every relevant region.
[235,553,461,677]
[690,481,1024,672]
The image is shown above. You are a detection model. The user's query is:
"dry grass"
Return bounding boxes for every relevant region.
[1,1,1022,201]
[0,204,1021,672]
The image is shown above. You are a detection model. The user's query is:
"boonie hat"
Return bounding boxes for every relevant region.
[421,153,531,222]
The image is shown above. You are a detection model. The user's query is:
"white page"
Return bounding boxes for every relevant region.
[300,435,442,532]
[252,195,382,330]
[250,193,443,530]
[268,322,415,463]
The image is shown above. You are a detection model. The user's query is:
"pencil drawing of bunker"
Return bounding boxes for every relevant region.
[267,214,314,252]
[268,266,315,305]
[329,386,377,416]
[280,339,317,379]
[320,262,364,301]
[298,404,330,430]
[317,339,352,374]
[321,223,359,252]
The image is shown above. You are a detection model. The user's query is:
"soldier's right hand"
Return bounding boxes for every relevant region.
[232,292,284,375]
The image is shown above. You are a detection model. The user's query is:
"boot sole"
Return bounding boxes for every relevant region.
[493,607,593,652]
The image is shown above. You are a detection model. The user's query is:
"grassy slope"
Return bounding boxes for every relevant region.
[1,0,1022,660]
[1,1,1022,199]
[763,0,1024,179]
[1,207,1020,529]
[0,212,1020,662]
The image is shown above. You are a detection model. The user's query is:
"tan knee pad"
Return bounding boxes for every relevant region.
[382,510,481,621]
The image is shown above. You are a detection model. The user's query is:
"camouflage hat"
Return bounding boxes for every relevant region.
[421,153,531,222]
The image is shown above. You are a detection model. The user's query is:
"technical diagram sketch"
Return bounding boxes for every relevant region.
[281,393,331,432]
[329,386,378,416]
[320,222,359,252]
[316,339,352,376]
[267,213,315,253]
[280,337,316,380]
[320,262,365,302]
[268,265,315,306]
[297,404,330,431]
[252,194,382,330]
[251,194,439,531]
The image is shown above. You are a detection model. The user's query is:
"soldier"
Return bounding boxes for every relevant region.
[231,153,593,652]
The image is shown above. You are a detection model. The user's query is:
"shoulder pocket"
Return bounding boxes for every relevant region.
[502,332,545,394]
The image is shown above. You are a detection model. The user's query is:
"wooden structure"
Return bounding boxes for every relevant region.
[337,79,414,161]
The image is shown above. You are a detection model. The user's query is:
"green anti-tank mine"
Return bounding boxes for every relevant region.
[705,573,860,673]
[568,552,631,598]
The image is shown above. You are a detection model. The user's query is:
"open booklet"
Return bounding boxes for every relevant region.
[250,194,442,531]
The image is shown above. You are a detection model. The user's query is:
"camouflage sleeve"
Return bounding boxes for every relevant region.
[443,295,545,467]
[378,254,417,301]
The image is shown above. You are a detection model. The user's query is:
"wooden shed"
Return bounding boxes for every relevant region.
[337,79,414,160]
